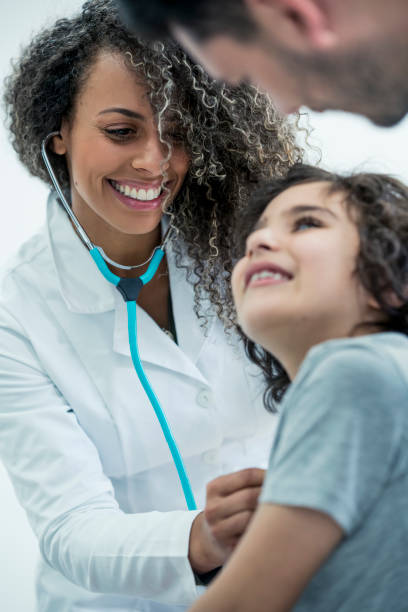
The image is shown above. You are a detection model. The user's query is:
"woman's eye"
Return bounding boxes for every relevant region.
[104,128,135,140]
[293,216,323,231]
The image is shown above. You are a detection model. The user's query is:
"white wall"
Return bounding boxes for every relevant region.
[1,2,408,610]
[0,3,83,610]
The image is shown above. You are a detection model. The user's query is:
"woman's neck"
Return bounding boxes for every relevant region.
[72,199,162,278]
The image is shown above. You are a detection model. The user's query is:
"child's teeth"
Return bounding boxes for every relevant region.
[251,270,285,282]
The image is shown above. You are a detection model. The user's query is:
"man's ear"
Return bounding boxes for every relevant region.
[245,0,337,51]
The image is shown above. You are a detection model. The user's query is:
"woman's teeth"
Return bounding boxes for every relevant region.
[111,181,162,201]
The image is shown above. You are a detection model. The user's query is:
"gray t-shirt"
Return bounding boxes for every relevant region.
[260,332,408,612]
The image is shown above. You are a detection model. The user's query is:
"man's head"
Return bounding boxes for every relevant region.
[117,0,408,126]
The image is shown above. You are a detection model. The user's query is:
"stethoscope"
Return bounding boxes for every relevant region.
[41,131,197,511]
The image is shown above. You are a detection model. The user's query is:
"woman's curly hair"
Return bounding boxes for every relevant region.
[235,163,408,411]
[3,0,303,329]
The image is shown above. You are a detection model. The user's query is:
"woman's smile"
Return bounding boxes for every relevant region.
[107,178,168,211]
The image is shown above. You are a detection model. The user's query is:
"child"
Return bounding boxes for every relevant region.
[189,164,408,611]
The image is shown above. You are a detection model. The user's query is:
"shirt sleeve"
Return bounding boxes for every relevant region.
[260,341,406,534]
[0,304,200,605]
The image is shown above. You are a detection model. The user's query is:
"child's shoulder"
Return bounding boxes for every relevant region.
[307,332,407,374]
[294,333,408,412]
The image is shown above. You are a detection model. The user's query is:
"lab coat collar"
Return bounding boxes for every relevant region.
[112,291,210,379]
[47,191,214,372]
[112,231,216,372]
[47,193,116,313]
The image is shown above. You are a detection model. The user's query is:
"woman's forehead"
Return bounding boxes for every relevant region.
[75,50,150,110]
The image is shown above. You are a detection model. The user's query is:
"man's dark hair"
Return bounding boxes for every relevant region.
[116,0,257,42]
[235,164,408,411]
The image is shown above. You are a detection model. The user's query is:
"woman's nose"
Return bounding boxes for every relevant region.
[131,133,170,175]
[246,228,280,257]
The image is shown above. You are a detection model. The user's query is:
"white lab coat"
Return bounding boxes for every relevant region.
[0,194,277,612]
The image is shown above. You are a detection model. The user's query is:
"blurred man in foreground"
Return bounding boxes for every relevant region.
[117,0,408,126]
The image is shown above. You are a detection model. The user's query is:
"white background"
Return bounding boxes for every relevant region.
[1,1,408,610]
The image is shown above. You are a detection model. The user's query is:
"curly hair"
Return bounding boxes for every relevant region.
[3,0,302,329]
[235,163,408,411]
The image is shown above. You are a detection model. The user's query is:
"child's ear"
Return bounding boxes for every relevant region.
[367,295,382,311]
[369,290,403,311]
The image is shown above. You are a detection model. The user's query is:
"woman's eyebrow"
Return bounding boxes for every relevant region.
[98,107,146,120]
[284,204,338,219]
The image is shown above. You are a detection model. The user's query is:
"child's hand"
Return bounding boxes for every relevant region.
[188,468,265,574]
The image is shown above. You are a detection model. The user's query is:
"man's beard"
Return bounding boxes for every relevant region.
[272,37,408,126]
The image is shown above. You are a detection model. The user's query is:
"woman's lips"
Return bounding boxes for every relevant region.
[107,179,167,211]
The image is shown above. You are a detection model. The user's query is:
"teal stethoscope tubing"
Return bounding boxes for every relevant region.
[90,247,197,511]
[41,131,197,511]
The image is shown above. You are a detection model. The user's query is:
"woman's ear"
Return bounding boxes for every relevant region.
[51,123,69,155]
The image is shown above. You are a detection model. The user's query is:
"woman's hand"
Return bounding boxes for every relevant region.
[188,468,265,574]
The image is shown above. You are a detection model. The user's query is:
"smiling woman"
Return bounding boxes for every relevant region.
[0,1,302,611]
[50,50,190,290]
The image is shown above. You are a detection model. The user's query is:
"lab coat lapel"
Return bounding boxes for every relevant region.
[47,196,212,385]
[46,193,116,313]
[167,244,216,366]
[112,244,214,384]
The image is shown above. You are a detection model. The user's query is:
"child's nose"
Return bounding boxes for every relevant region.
[246,228,281,257]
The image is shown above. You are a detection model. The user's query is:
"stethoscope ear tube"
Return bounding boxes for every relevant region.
[127,300,197,511]
[41,132,94,251]
[42,132,197,511]
[90,246,197,511]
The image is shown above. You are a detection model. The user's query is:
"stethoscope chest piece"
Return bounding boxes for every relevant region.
[116,277,144,302]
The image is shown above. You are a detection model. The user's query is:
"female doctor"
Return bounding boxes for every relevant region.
[0,1,302,611]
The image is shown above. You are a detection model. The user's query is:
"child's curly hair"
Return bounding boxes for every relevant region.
[3,0,303,329]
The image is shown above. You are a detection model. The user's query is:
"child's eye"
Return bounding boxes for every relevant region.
[293,216,323,232]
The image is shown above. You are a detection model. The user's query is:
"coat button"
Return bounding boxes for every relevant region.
[197,388,212,408]
[203,449,220,465]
